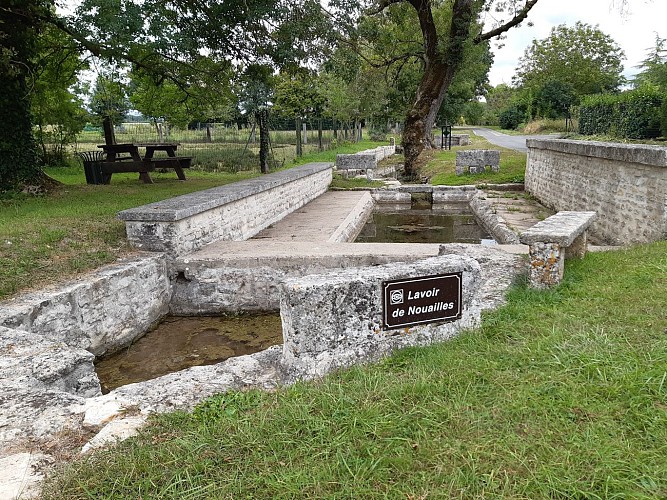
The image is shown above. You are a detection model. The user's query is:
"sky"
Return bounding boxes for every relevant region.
[486,0,666,87]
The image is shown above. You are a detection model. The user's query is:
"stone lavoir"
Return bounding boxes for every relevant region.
[9,134,655,494]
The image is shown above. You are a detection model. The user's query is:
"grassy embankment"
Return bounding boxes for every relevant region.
[422,128,527,185]
[41,240,667,498]
[0,139,387,300]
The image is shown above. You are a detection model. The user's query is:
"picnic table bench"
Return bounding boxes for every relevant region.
[520,211,597,288]
[96,143,192,184]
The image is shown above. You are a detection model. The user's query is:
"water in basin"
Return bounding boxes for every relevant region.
[95,313,283,393]
[355,206,494,244]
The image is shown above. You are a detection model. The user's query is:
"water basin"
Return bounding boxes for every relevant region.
[355,207,494,244]
[95,313,283,393]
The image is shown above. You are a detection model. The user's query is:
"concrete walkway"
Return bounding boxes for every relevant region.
[252,191,371,242]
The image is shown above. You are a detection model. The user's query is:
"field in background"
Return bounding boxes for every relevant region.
[74,122,356,172]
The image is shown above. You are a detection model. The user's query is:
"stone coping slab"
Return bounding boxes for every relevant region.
[118,162,333,222]
[520,211,597,246]
[526,139,667,167]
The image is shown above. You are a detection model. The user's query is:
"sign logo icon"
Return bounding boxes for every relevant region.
[390,289,404,305]
[382,273,462,330]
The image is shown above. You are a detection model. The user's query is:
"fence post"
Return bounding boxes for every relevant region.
[296,117,303,157]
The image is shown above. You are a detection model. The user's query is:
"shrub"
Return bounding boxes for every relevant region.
[579,87,664,139]
[499,105,526,130]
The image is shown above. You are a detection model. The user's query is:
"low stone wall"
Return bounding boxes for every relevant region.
[279,255,482,379]
[335,145,397,179]
[118,162,333,257]
[0,254,170,357]
[171,245,443,314]
[526,139,667,244]
[335,145,396,171]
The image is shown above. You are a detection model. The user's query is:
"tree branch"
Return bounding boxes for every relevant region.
[474,0,539,43]
[366,0,404,16]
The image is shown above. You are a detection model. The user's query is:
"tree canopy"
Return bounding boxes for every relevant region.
[513,22,626,96]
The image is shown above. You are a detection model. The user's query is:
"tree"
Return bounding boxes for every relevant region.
[89,74,131,144]
[0,0,50,191]
[514,22,625,96]
[532,80,578,119]
[332,0,539,178]
[237,65,276,174]
[31,24,88,164]
[634,34,667,91]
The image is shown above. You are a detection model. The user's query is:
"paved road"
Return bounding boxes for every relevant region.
[469,127,558,152]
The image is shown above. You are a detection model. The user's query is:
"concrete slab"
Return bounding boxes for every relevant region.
[182,241,443,266]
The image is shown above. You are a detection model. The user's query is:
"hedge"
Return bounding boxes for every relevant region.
[578,87,665,139]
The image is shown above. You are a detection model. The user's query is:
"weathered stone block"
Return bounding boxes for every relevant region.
[527,241,564,289]
[0,326,100,398]
[279,255,482,379]
[0,254,170,356]
[520,211,596,288]
[455,150,500,175]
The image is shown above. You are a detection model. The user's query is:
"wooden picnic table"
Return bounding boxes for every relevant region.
[97,143,192,184]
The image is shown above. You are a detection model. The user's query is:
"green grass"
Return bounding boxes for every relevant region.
[41,241,667,498]
[0,170,256,299]
[425,132,527,185]
[0,139,385,300]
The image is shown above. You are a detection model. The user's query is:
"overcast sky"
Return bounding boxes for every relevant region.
[487,0,666,87]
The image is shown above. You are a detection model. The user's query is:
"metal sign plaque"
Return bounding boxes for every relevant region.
[382,273,462,330]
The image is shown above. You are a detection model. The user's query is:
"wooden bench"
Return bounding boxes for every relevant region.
[519,211,597,288]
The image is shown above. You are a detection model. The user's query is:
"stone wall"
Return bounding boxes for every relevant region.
[526,139,667,244]
[335,145,396,171]
[118,162,333,257]
[0,254,170,356]
[279,255,482,380]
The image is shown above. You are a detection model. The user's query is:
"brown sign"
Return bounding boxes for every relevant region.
[382,273,462,330]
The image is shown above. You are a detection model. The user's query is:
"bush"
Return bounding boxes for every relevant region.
[499,105,526,130]
[661,99,667,138]
[579,88,664,139]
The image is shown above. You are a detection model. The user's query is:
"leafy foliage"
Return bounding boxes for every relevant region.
[0,0,50,191]
[633,34,667,91]
[514,22,625,96]
[499,104,527,130]
[579,87,664,139]
[31,24,88,165]
[89,74,130,125]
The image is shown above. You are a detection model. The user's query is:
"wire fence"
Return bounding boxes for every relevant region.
[72,119,360,172]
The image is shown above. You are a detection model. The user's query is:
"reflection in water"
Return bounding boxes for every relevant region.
[95,313,282,393]
[355,208,494,244]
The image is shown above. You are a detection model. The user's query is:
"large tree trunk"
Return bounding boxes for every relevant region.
[0,2,41,191]
[401,0,474,179]
[257,108,270,173]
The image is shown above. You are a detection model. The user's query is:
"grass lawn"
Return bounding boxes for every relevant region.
[41,241,667,498]
[0,140,387,300]
[423,129,527,185]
